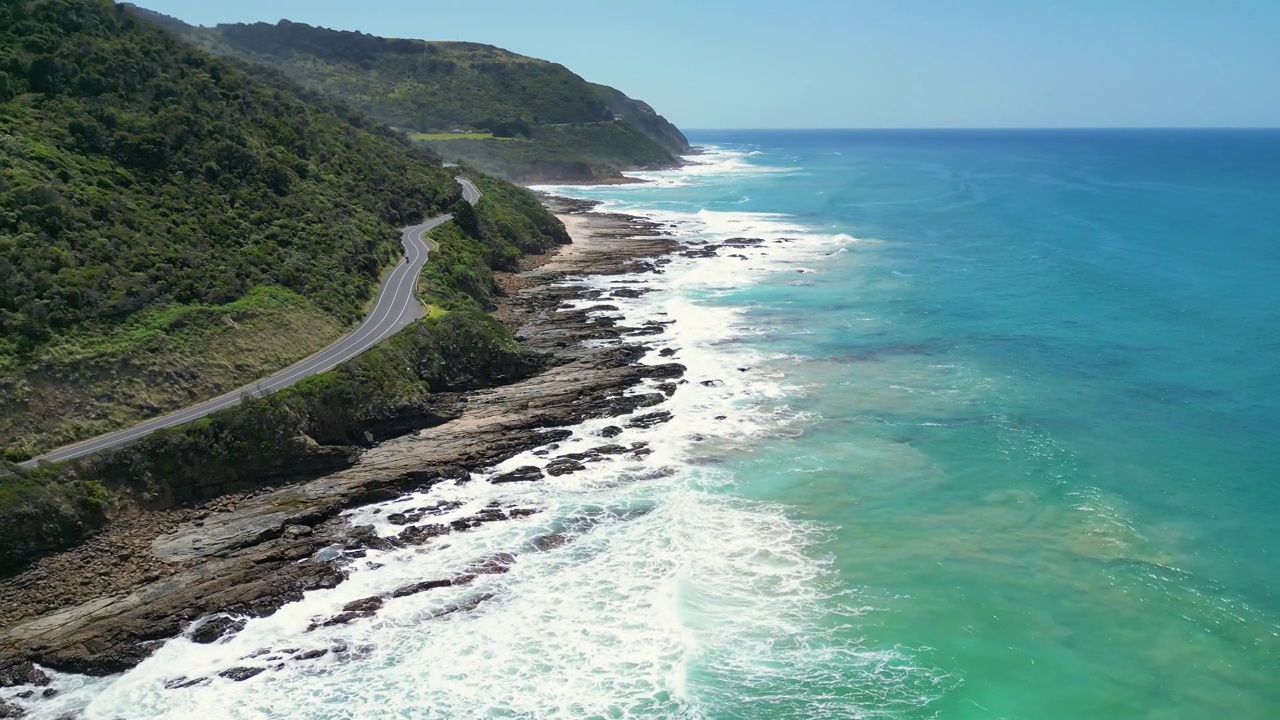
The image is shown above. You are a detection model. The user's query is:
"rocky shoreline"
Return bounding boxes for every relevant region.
[0,198,688,706]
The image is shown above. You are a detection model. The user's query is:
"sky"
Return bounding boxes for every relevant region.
[137,0,1280,129]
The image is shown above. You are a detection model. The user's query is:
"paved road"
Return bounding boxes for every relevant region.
[457,176,481,204]
[21,177,481,468]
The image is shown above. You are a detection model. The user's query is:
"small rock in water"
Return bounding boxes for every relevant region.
[545,458,586,476]
[627,411,673,429]
[294,649,328,661]
[398,523,450,545]
[530,533,571,551]
[341,596,384,613]
[189,616,246,645]
[599,426,624,438]
[700,379,725,387]
[218,667,265,682]
[466,552,517,575]
[490,466,545,484]
[390,578,454,598]
[164,676,209,690]
[658,348,677,357]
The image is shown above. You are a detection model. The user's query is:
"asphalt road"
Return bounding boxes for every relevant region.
[21,177,481,468]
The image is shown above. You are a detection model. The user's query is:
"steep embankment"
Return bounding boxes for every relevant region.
[0,0,573,577]
[131,13,691,182]
[0,0,563,460]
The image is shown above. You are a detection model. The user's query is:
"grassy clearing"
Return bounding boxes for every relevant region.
[0,287,345,459]
[409,132,516,141]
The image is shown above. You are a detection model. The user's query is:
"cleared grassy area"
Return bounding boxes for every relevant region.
[0,287,345,460]
[408,131,517,141]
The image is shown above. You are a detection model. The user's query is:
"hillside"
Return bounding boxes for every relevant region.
[0,0,565,459]
[129,13,691,182]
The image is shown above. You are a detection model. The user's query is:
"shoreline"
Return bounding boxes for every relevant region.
[0,199,684,686]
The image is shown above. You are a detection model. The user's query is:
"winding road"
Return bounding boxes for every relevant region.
[21,177,483,468]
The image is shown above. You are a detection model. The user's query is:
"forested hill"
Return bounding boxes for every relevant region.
[0,0,566,458]
[128,12,691,183]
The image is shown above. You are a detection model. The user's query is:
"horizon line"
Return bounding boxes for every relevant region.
[681,126,1280,132]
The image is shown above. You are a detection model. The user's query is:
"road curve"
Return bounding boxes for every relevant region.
[21,178,481,468]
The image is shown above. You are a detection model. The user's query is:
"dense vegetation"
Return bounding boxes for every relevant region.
[0,0,575,574]
[1,181,565,575]
[0,0,567,458]
[0,2,464,344]
[131,12,691,181]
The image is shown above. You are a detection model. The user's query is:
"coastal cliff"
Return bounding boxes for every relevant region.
[125,10,691,182]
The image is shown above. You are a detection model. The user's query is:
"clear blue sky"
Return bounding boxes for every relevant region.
[137,0,1280,129]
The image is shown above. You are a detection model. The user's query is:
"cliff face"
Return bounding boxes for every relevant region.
[590,83,691,156]
[126,11,690,182]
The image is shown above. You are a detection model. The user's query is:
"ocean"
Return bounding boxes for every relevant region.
[28,129,1280,718]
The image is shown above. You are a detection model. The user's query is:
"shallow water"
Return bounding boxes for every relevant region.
[12,130,1280,719]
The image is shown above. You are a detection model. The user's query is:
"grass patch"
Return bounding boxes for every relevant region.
[409,132,515,141]
[0,286,346,459]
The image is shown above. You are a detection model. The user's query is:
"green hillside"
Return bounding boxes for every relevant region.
[0,0,564,459]
[131,13,691,182]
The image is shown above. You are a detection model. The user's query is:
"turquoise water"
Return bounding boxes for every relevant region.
[23,131,1280,719]
[547,130,1280,718]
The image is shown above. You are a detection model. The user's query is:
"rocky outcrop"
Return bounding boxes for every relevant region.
[0,202,685,677]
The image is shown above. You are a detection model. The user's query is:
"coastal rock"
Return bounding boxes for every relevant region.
[599,426,623,438]
[466,553,516,575]
[217,667,265,682]
[164,676,209,690]
[432,593,495,619]
[397,524,450,545]
[490,466,544,484]
[189,616,247,645]
[0,661,49,687]
[530,533,571,551]
[389,578,454,599]
[341,596,384,613]
[545,458,586,476]
[627,411,673,429]
[307,611,368,631]
[0,700,24,718]
[295,649,328,661]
